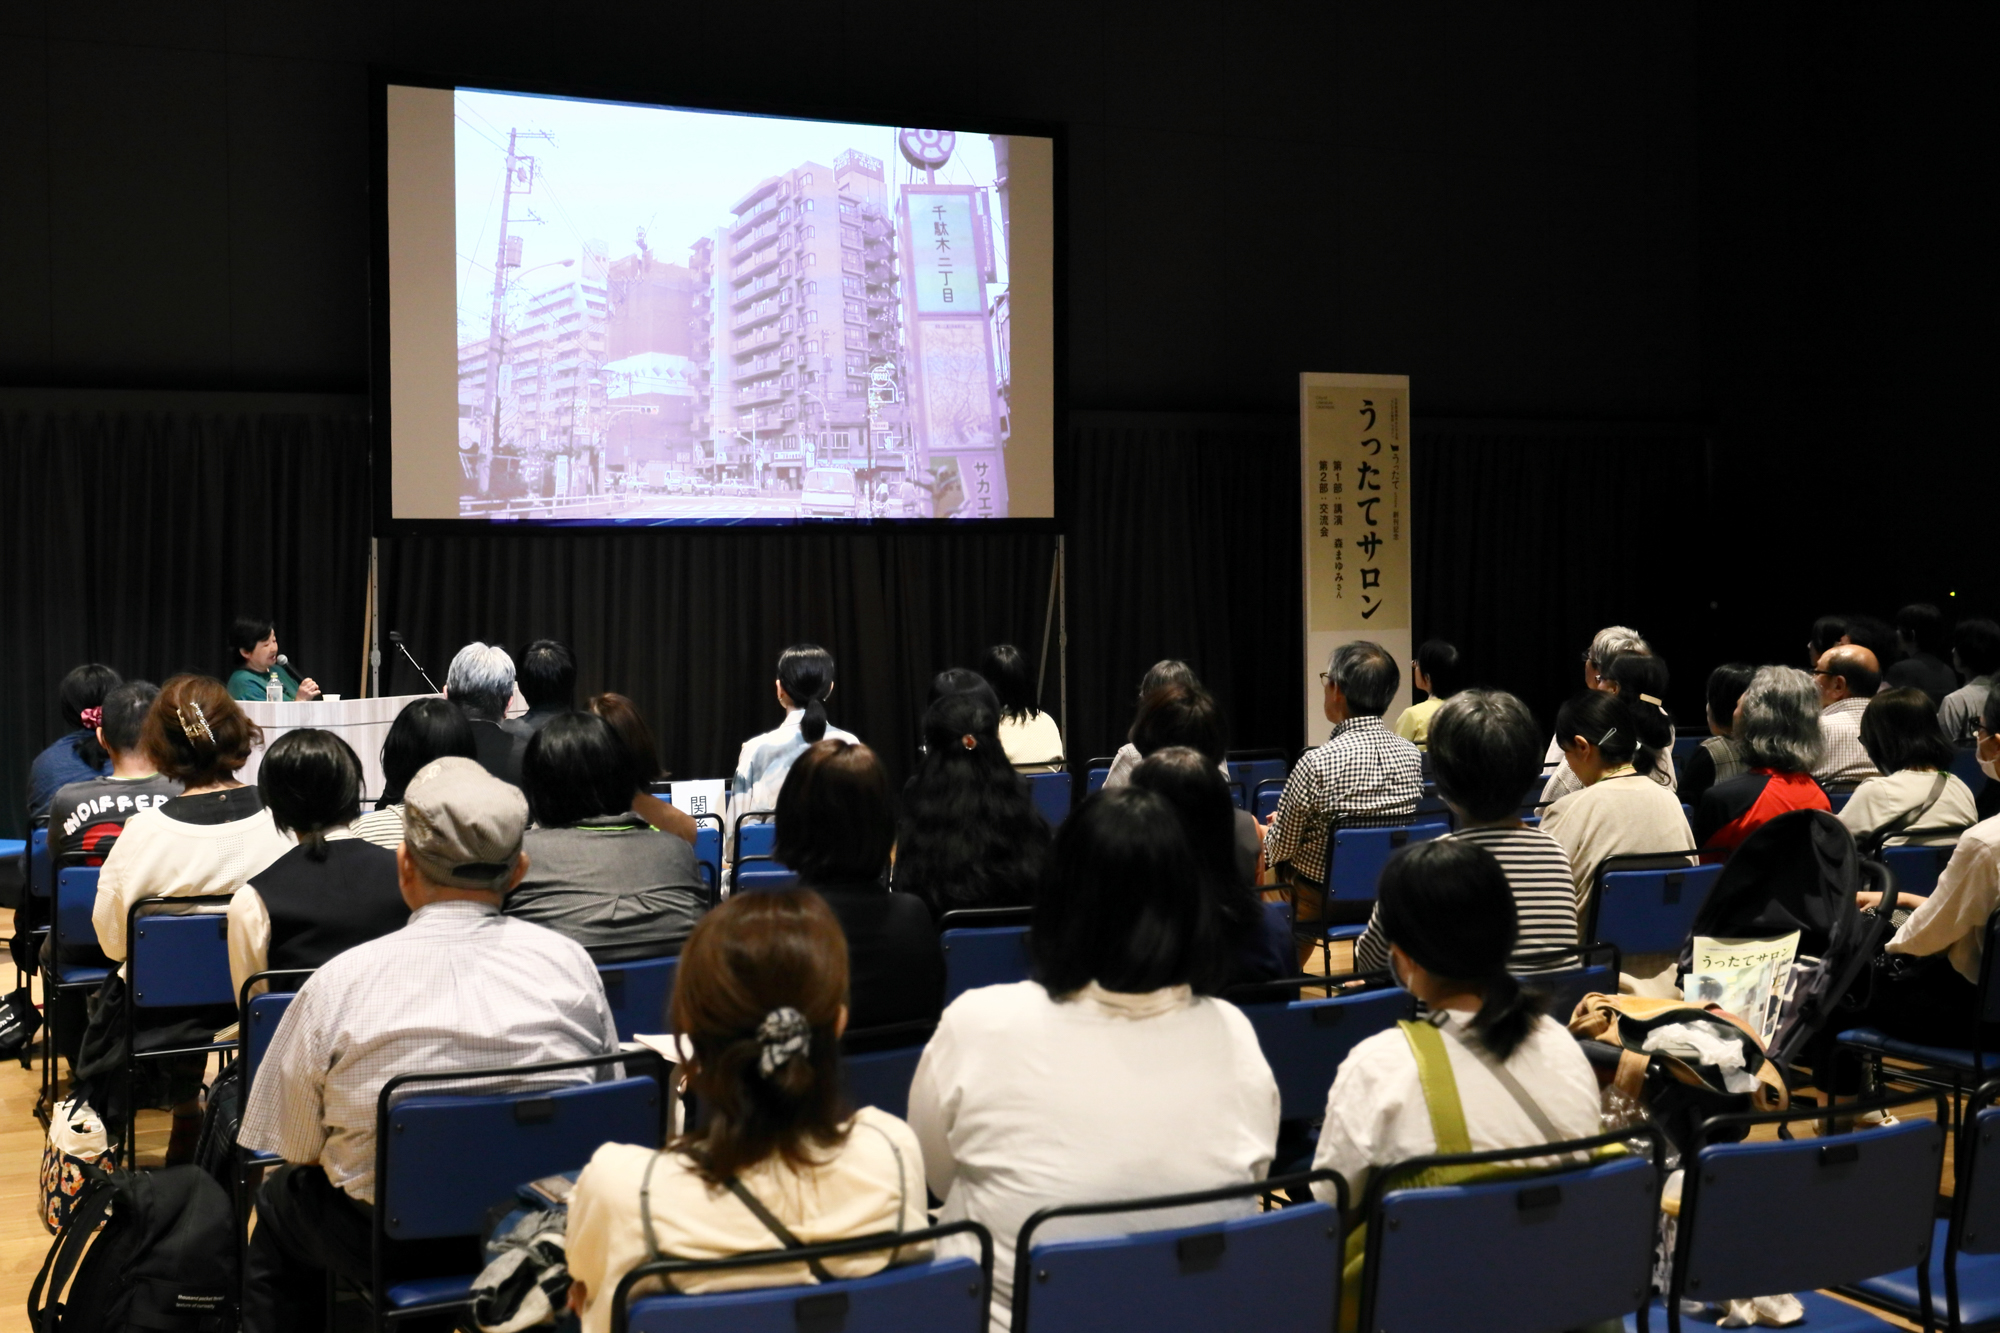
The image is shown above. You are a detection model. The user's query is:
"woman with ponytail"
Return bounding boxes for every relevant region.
[1309,838,1601,1209]
[564,891,928,1333]
[27,662,122,819]
[731,644,859,813]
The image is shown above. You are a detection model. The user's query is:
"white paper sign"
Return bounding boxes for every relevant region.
[670,779,727,822]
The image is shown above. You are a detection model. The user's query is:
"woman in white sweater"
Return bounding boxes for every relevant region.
[1838,688,1979,849]
[908,786,1280,1333]
[89,675,292,1162]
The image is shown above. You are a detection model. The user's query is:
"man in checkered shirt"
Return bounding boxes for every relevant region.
[1263,641,1423,962]
[240,757,620,1332]
[1812,643,1883,787]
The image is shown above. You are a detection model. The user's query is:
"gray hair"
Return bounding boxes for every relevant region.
[1327,640,1400,717]
[1587,625,1648,672]
[445,642,516,718]
[1735,665,1825,774]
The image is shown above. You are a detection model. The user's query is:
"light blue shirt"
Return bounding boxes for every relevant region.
[730,709,860,814]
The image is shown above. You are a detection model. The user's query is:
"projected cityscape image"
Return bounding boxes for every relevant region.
[452,90,1021,523]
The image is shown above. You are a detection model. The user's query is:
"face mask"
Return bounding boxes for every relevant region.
[1982,753,2000,782]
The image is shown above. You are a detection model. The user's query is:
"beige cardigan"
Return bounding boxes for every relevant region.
[1539,767,1697,910]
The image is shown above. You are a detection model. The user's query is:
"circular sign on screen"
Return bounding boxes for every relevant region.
[898,128,956,170]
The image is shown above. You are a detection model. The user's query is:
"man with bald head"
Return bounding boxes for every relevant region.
[1813,643,1883,786]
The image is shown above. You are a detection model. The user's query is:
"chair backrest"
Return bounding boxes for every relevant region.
[1233,983,1414,1123]
[1414,782,1451,820]
[844,1042,927,1121]
[1586,856,1719,956]
[127,900,234,1010]
[53,866,100,958]
[1084,757,1115,795]
[1881,843,1955,900]
[617,1223,992,1333]
[28,826,50,899]
[1828,788,1855,814]
[941,925,1032,1005]
[243,991,297,1092]
[1015,1173,1341,1333]
[1254,778,1285,820]
[1226,753,1288,811]
[1675,1111,1944,1301]
[1672,733,1704,767]
[1027,771,1071,828]
[378,1057,661,1242]
[1363,1141,1660,1333]
[599,955,679,1041]
[733,813,777,863]
[1958,1092,2000,1259]
[1952,744,1985,790]
[692,816,723,896]
[734,855,799,894]
[1514,946,1620,1028]
[1326,822,1450,905]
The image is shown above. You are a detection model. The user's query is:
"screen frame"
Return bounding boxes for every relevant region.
[368,68,1067,539]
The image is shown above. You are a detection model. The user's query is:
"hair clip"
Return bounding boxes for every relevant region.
[80,707,102,730]
[1598,726,1619,746]
[1639,693,1664,707]
[177,700,215,747]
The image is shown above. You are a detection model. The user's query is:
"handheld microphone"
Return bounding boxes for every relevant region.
[276,652,309,682]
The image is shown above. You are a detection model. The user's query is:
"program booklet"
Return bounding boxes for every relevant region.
[1684,932,1801,1047]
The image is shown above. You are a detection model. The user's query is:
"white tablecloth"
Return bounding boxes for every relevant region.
[238,695,441,801]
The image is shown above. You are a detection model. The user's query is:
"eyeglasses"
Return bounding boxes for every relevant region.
[1317,672,1332,686]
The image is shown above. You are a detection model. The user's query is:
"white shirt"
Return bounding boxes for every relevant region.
[997,711,1065,772]
[1310,1010,1602,1207]
[93,802,293,967]
[908,981,1279,1333]
[566,1110,930,1333]
[1101,742,1230,790]
[1838,769,1979,848]
[1888,813,2000,984]
[239,899,619,1203]
[730,710,860,814]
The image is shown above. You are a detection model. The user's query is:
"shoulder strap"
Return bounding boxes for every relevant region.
[29,1174,120,1327]
[1861,772,1954,854]
[1435,1020,1567,1146]
[720,1176,836,1283]
[1398,1019,1472,1155]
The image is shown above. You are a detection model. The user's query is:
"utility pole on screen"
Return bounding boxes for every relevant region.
[477,126,551,498]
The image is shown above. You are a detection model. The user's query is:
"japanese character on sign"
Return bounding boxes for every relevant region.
[1359,399,1376,431]
[1355,461,1381,492]
[1356,531,1382,559]
[1357,496,1379,527]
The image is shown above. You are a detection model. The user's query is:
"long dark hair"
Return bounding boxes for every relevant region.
[1377,839,1541,1060]
[378,698,478,805]
[669,890,851,1182]
[773,740,896,884]
[58,663,121,772]
[895,691,1051,917]
[1128,747,1261,964]
[777,644,836,743]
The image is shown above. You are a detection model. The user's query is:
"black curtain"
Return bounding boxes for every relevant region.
[0,394,373,836]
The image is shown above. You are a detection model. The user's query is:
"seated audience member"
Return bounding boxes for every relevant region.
[1887,602,1960,708]
[1354,691,1578,973]
[88,676,291,1162]
[732,644,857,813]
[1807,614,1849,670]
[1541,651,1677,803]
[228,729,405,999]
[776,739,942,1031]
[348,697,478,848]
[225,615,321,702]
[1677,663,1755,812]
[27,663,121,820]
[928,666,1000,713]
[47,680,177,871]
[1310,839,1600,1224]
[564,891,929,1333]
[909,787,1279,1333]
[1694,666,1831,860]
[1838,687,1978,848]
[1131,747,1289,985]
[980,642,1064,772]
[239,757,620,1333]
[1839,614,1899,676]
[1539,625,1647,787]
[507,712,706,961]
[1812,643,1883,786]
[1101,658,1218,788]
[1940,617,2000,745]
[1540,688,1696,909]
[447,641,533,786]
[1265,641,1422,953]
[894,691,1050,920]
[1128,682,1263,883]
[1393,638,1462,747]
[517,638,577,732]
[587,691,699,845]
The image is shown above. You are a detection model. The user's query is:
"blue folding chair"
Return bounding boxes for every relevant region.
[1027,771,1071,828]
[122,895,236,1167]
[1672,732,1704,770]
[362,1051,662,1330]
[1413,781,1451,824]
[1310,822,1449,963]
[1084,757,1116,796]
[1829,786,1858,815]
[734,854,799,894]
[732,811,777,864]
[615,1220,993,1333]
[599,954,680,1041]
[1839,911,2000,1136]
[27,824,50,901]
[43,866,110,1097]
[940,908,1032,1006]
[1954,744,1986,791]
[842,1019,937,1121]
[1879,842,1957,902]
[1360,1129,1663,1333]
[1847,1079,2000,1330]
[236,969,315,1262]
[1012,1170,1344,1333]
[691,815,723,906]
[1583,853,1716,957]
[1254,777,1285,820]
[1226,750,1289,813]
[1224,977,1414,1165]
[1634,1096,1946,1332]
[1514,943,1621,1026]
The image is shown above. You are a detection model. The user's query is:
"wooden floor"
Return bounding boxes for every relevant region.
[0,915,1941,1330]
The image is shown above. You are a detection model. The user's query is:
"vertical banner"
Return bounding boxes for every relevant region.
[899,185,1009,517]
[1300,373,1412,747]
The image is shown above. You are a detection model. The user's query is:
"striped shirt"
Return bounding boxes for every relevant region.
[1352,825,1580,974]
[1263,715,1423,885]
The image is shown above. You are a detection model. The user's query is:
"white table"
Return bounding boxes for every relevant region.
[238,695,441,801]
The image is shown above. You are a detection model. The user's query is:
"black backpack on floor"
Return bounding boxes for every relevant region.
[192,1062,243,1198]
[27,1164,238,1332]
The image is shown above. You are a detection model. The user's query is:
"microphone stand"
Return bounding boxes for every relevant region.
[390,636,441,694]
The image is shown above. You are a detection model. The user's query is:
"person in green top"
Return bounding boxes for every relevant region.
[226,614,322,702]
